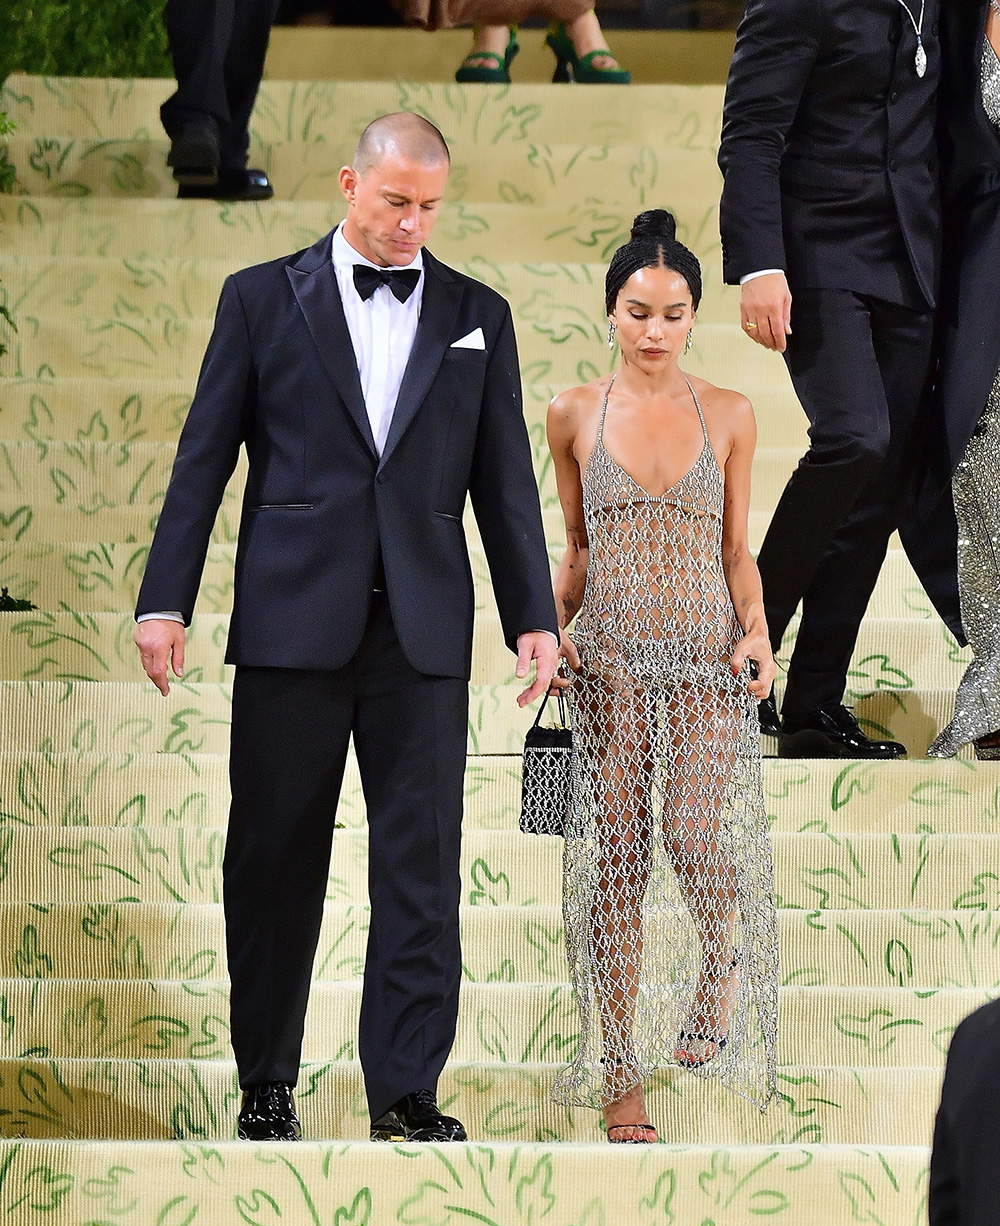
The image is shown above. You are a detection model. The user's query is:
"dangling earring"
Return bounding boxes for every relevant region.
[607,319,617,349]
[684,328,693,355]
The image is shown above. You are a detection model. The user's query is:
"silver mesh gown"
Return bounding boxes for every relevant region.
[552,375,778,1112]
[928,39,1000,759]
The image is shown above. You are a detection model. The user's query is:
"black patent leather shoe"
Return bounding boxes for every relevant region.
[167,124,220,187]
[370,1090,467,1142]
[779,704,906,760]
[237,1082,301,1141]
[757,693,782,738]
[177,168,274,201]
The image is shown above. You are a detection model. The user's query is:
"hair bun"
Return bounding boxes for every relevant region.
[630,209,677,243]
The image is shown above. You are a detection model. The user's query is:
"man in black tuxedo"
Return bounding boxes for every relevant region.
[929,998,1000,1225]
[134,112,560,1141]
[160,0,278,200]
[719,0,962,758]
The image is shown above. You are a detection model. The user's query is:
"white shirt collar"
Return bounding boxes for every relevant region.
[332,222,424,277]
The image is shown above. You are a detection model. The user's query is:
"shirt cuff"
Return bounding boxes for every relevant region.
[521,629,559,644]
[136,612,185,624]
[739,269,784,284]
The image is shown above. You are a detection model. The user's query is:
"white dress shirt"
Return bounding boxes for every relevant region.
[331,222,423,456]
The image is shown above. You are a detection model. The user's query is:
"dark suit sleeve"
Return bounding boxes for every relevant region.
[928,1014,971,1226]
[468,304,559,652]
[718,0,822,283]
[135,275,255,623]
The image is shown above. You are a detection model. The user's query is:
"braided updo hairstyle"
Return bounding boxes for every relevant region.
[605,209,702,314]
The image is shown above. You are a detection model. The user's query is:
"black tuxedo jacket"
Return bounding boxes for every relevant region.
[719,0,941,309]
[136,232,558,677]
[929,997,1000,1226]
[936,0,1000,474]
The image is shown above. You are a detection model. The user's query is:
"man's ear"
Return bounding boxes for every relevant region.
[338,165,357,204]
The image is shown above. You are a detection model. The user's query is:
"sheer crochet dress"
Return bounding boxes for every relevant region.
[552,375,778,1112]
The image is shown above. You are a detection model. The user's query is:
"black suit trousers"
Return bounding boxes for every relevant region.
[160,0,282,168]
[756,289,935,717]
[225,595,469,1122]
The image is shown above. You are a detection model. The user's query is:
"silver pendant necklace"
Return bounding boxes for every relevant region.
[895,0,928,77]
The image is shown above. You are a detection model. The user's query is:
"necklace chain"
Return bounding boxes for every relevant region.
[894,0,928,77]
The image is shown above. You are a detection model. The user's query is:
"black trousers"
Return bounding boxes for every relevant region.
[225,595,469,1122]
[160,0,283,168]
[756,288,936,717]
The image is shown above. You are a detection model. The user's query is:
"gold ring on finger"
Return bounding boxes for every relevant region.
[745,321,758,330]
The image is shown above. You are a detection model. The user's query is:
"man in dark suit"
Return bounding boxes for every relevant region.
[134,112,560,1141]
[160,0,278,200]
[718,0,962,758]
[929,998,1000,1225]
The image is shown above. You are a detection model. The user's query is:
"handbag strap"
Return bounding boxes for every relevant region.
[531,687,569,730]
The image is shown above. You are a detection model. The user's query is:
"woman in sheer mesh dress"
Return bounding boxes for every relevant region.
[546,210,779,1142]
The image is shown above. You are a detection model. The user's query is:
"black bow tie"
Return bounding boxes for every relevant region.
[353,264,421,303]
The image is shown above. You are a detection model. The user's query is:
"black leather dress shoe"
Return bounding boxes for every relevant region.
[177,168,274,201]
[237,1082,301,1141]
[370,1090,467,1142]
[779,704,906,760]
[757,693,782,738]
[167,124,220,187]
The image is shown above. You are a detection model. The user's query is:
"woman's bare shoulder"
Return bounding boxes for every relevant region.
[687,374,754,421]
[548,377,610,421]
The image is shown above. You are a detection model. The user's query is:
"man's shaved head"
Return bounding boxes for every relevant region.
[353,112,450,177]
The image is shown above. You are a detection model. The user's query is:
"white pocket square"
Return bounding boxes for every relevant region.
[450,327,486,350]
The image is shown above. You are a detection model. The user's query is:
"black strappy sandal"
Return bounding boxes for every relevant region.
[675,951,740,1069]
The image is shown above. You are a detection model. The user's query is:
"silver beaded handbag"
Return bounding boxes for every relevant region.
[519,689,573,837]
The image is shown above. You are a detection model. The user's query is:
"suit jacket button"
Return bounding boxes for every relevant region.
[890,91,898,104]
[376,473,386,484]
[889,159,898,172]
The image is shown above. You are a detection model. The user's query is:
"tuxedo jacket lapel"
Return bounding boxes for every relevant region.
[379,253,464,471]
[286,235,377,457]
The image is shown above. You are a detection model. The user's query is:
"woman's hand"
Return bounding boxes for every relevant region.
[731,629,775,700]
[549,628,581,694]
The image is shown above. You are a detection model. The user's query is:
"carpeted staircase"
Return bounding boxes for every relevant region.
[0,68,994,1225]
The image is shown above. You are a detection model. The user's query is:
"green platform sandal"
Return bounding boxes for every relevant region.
[455,26,519,83]
[544,22,631,84]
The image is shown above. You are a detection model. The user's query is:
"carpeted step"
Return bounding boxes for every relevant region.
[5,136,725,208]
[0,256,757,330]
[1,752,992,834]
[0,75,726,150]
[0,1056,944,1146]
[0,608,968,690]
[0,678,964,755]
[0,1137,930,1226]
[6,314,791,391]
[0,371,808,448]
[1,827,995,911]
[1,902,995,990]
[0,976,983,1068]
[0,195,717,267]
[0,538,933,624]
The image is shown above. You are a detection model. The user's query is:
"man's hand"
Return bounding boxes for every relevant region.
[135,619,187,696]
[515,631,560,707]
[740,273,792,353]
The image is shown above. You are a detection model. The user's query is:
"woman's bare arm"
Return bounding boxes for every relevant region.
[718,390,775,698]
[547,390,590,669]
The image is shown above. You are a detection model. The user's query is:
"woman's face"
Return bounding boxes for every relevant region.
[611,263,696,370]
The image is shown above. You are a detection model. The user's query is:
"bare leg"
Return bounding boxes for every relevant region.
[563,11,624,70]
[463,23,513,70]
[662,683,741,1064]
[579,678,657,1139]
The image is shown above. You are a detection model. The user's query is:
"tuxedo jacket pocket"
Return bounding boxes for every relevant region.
[443,348,488,362]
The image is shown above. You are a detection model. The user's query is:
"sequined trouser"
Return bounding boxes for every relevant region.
[928,374,1000,757]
